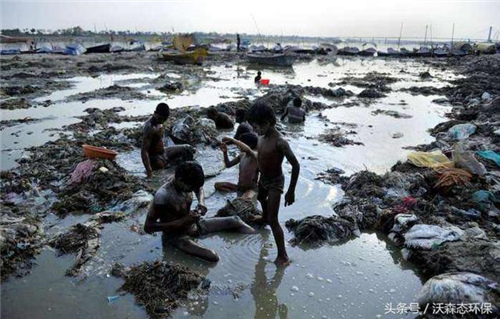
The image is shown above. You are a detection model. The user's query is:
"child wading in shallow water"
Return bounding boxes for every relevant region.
[247,102,300,266]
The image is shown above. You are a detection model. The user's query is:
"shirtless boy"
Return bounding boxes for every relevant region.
[214,132,259,200]
[206,107,234,129]
[144,161,255,262]
[280,97,306,124]
[141,103,195,177]
[234,108,254,140]
[247,102,300,266]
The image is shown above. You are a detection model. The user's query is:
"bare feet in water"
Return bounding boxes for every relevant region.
[274,256,291,266]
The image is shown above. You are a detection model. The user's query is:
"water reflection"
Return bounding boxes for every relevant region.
[251,232,288,319]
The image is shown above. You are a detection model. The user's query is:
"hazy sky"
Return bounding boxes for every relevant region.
[1,0,499,40]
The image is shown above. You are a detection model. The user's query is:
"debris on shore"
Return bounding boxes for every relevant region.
[50,223,100,276]
[216,197,262,225]
[285,215,357,246]
[116,261,210,318]
[315,54,500,308]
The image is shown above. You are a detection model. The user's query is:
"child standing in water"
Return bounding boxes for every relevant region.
[254,71,262,84]
[247,102,300,266]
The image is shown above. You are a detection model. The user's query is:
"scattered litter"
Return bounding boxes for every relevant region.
[476,150,500,167]
[392,132,404,139]
[68,160,95,185]
[215,198,262,225]
[117,261,209,318]
[481,92,492,100]
[434,167,472,191]
[453,143,487,176]
[407,150,453,168]
[404,224,463,250]
[417,272,499,313]
[107,295,120,305]
[98,167,109,173]
[448,123,476,140]
[50,223,100,276]
[286,215,356,246]
[371,109,412,119]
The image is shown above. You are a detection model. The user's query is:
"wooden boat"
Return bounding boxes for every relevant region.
[359,47,376,56]
[1,49,21,55]
[85,44,111,54]
[433,47,450,57]
[337,47,360,56]
[451,49,467,57]
[399,47,414,57]
[160,48,208,65]
[378,48,400,57]
[246,53,297,67]
[127,44,146,52]
[110,45,124,53]
[416,46,432,57]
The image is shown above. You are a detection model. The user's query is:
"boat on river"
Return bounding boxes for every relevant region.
[246,52,297,67]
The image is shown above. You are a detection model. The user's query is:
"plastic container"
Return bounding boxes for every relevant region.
[260,79,270,85]
[83,144,118,160]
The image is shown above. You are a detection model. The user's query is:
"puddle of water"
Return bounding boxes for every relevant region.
[1,229,421,319]
[34,73,158,103]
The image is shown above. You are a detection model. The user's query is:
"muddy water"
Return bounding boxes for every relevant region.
[1,57,453,318]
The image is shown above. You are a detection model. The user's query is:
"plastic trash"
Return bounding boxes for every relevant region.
[464,226,487,239]
[68,160,96,185]
[107,295,120,304]
[448,123,476,140]
[453,143,487,176]
[99,167,109,173]
[481,92,492,100]
[450,206,481,220]
[332,87,346,97]
[404,224,463,250]
[391,214,418,234]
[472,190,499,211]
[417,273,499,309]
[407,150,453,168]
[476,150,500,167]
[392,132,404,139]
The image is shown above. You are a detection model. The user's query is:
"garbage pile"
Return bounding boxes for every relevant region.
[315,54,500,309]
[318,128,363,147]
[0,212,42,281]
[216,198,262,225]
[285,215,357,246]
[52,158,148,216]
[116,261,210,318]
[50,223,100,276]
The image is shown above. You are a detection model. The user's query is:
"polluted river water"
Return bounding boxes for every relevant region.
[1,57,456,318]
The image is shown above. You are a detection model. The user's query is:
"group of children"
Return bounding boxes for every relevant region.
[143,96,301,266]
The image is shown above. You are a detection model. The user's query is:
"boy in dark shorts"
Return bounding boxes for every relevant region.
[247,102,300,266]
